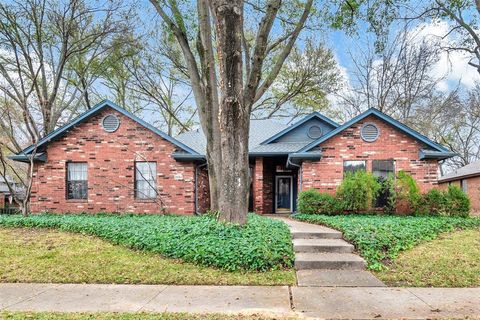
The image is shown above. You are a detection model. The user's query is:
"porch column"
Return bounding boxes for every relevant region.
[254,157,265,214]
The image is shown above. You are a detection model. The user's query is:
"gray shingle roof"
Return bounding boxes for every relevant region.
[175,119,311,154]
[439,161,480,182]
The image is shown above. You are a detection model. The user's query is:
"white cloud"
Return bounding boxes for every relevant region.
[411,20,480,90]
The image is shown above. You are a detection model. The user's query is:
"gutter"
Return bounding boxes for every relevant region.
[8,153,47,163]
[172,153,206,161]
[286,152,322,201]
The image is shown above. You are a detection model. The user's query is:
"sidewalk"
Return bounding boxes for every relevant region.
[1,283,479,319]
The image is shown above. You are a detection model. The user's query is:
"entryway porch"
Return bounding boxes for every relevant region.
[251,156,299,214]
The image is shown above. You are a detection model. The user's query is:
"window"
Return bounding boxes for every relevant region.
[461,179,468,193]
[372,160,395,179]
[343,160,366,176]
[373,160,395,208]
[361,123,380,142]
[135,162,157,199]
[67,163,88,200]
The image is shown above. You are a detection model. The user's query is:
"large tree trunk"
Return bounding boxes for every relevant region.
[210,0,249,224]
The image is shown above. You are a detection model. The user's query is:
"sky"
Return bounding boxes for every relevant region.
[328,19,480,94]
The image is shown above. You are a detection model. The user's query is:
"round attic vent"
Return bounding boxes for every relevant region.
[307,125,322,139]
[361,123,379,142]
[102,114,120,133]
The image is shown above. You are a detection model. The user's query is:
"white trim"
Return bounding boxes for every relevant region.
[275,175,293,213]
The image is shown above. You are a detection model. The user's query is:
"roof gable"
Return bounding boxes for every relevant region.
[260,112,339,145]
[18,100,198,156]
[299,108,451,153]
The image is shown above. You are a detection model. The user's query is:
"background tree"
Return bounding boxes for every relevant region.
[0,0,131,214]
[338,24,443,124]
[252,38,342,121]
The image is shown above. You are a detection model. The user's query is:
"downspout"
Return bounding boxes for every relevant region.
[194,162,208,215]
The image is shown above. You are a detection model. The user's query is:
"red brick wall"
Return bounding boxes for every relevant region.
[31,106,196,215]
[301,115,439,194]
[439,177,480,216]
[0,194,5,208]
[253,157,275,214]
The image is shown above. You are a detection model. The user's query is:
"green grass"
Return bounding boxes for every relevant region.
[0,213,294,272]
[376,229,480,287]
[0,228,295,285]
[0,312,298,320]
[293,214,480,270]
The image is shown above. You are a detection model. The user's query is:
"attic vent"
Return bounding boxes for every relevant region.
[361,123,379,142]
[102,115,120,133]
[307,125,322,139]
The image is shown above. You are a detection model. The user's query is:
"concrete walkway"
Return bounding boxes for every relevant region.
[1,283,480,319]
[272,216,385,287]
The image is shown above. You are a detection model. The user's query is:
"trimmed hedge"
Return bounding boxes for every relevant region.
[0,213,294,272]
[336,171,380,212]
[297,189,342,215]
[294,214,480,270]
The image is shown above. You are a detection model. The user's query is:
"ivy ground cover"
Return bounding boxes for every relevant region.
[293,214,480,270]
[0,213,294,272]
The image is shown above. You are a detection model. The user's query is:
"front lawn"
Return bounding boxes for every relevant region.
[0,213,294,272]
[375,229,480,287]
[293,214,480,270]
[0,228,295,285]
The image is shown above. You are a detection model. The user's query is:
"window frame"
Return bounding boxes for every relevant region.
[372,159,396,179]
[135,161,157,200]
[343,160,367,177]
[461,179,468,193]
[66,162,88,200]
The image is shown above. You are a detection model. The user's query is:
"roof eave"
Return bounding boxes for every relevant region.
[438,172,480,183]
[260,112,339,145]
[172,153,206,162]
[419,149,458,161]
[299,108,452,153]
[9,153,47,163]
[18,100,198,157]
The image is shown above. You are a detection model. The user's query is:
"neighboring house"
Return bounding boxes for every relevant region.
[0,175,25,208]
[11,100,455,214]
[438,161,480,215]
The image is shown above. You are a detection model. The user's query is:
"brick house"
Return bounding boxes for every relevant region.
[12,100,455,214]
[438,161,480,215]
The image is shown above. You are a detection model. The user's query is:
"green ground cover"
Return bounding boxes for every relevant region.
[293,214,480,270]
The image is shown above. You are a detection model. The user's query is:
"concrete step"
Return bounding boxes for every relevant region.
[291,230,342,239]
[295,253,366,270]
[293,239,354,253]
[296,270,385,287]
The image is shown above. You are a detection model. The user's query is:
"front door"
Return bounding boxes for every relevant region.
[275,176,293,213]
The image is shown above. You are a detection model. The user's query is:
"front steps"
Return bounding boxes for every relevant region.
[291,225,366,271]
[270,216,385,287]
[293,239,354,253]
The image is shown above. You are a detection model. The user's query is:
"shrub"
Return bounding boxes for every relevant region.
[336,171,380,212]
[417,188,447,216]
[0,213,294,272]
[294,214,480,270]
[377,175,397,214]
[395,171,421,214]
[445,185,470,217]
[297,189,342,215]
